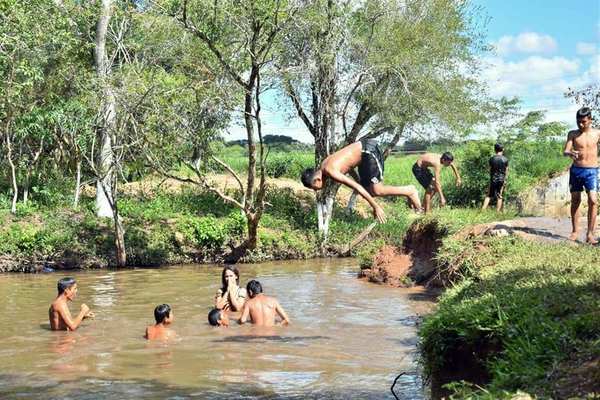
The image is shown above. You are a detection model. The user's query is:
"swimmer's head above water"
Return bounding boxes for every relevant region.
[57,277,77,299]
[246,280,263,298]
[154,304,173,325]
[208,308,229,327]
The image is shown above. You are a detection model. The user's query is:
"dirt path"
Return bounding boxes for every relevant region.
[483,216,598,246]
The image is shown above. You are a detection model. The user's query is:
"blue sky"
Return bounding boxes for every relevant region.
[226,0,600,143]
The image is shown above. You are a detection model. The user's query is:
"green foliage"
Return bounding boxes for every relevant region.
[419,236,600,398]
[356,238,385,268]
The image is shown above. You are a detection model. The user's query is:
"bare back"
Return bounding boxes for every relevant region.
[416,153,441,170]
[566,129,600,167]
[321,141,363,176]
[241,294,289,327]
[49,299,69,331]
[145,324,174,340]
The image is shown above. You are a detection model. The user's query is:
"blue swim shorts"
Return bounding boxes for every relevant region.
[569,166,599,192]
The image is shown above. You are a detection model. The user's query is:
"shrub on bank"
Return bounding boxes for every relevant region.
[419,235,600,398]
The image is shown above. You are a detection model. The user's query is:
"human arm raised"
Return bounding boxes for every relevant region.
[227,284,245,311]
[58,303,91,331]
[214,289,228,310]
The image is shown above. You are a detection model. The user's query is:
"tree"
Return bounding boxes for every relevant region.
[277,0,490,241]
[565,84,600,128]
[140,0,297,261]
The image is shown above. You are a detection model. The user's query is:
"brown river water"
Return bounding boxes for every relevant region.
[0,258,433,399]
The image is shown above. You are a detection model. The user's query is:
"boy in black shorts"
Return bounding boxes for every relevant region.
[482,143,509,212]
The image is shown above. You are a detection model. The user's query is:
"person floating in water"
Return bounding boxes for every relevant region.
[145,304,176,340]
[239,280,290,327]
[482,143,509,212]
[208,308,230,327]
[49,277,94,331]
[412,152,461,213]
[214,266,247,312]
[301,139,422,224]
[563,107,599,244]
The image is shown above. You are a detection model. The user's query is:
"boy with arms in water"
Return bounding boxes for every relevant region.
[239,280,290,327]
[145,304,176,340]
[49,277,94,331]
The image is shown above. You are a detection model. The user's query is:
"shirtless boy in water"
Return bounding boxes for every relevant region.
[145,304,176,340]
[239,280,290,327]
[301,139,422,224]
[49,277,94,331]
[563,107,599,244]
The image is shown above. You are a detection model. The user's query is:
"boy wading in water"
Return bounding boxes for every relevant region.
[239,280,290,327]
[145,304,175,340]
[482,143,509,212]
[563,107,599,244]
[412,152,462,213]
[301,139,422,224]
[49,277,94,331]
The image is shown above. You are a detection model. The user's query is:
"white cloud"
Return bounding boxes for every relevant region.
[481,56,580,98]
[576,42,597,55]
[494,32,558,56]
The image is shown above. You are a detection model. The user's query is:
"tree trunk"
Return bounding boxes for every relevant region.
[6,135,18,215]
[23,170,31,204]
[73,159,81,209]
[113,211,126,267]
[94,0,116,219]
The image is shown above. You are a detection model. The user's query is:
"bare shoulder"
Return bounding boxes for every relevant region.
[566,129,579,138]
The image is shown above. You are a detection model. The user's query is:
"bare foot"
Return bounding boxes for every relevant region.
[568,232,579,241]
[586,235,598,245]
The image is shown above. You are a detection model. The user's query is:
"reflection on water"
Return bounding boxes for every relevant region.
[0,259,432,399]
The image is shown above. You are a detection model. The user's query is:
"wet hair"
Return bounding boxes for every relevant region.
[221,265,240,293]
[494,143,504,153]
[154,304,171,324]
[246,280,263,298]
[576,107,592,120]
[208,308,222,326]
[57,277,76,294]
[300,168,317,188]
[441,152,454,163]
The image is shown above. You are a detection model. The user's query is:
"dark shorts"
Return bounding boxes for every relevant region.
[569,166,599,193]
[358,139,384,190]
[488,180,505,199]
[412,163,433,189]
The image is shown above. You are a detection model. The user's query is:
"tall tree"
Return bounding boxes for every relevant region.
[278,0,489,240]
[147,0,296,260]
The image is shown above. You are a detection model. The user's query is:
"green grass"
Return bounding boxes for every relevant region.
[419,234,600,398]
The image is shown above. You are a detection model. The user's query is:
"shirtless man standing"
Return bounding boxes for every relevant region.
[563,107,599,244]
[49,277,94,331]
[239,280,290,327]
[412,152,462,213]
[301,139,422,224]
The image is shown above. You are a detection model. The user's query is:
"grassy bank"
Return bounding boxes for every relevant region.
[0,180,413,271]
[417,222,600,399]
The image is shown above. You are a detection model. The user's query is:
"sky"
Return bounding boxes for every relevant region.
[226,0,600,143]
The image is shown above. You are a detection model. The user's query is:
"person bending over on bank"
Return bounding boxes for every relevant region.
[482,143,509,212]
[412,152,461,213]
[301,139,422,224]
[145,304,176,340]
[208,308,230,327]
[49,277,94,331]
[239,280,290,327]
[215,266,247,312]
[563,107,599,244]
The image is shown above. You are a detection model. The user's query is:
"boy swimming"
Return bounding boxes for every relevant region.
[145,304,175,340]
[49,277,94,331]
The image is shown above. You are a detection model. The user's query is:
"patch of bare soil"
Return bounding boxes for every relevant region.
[359,245,413,287]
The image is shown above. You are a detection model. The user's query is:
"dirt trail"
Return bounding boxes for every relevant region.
[474,216,598,245]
